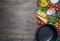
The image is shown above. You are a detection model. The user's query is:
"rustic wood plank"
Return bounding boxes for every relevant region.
[0,0,38,41]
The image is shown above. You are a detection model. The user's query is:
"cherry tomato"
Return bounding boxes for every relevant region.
[49,6,53,8]
[49,3,53,6]
[37,20,44,25]
[56,28,60,35]
[56,28,59,30]
[55,7,59,11]
[58,24,60,27]
[54,7,56,9]
[56,19,60,23]
[41,22,44,25]
[58,20,60,23]
[37,21,41,25]
[52,3,55,7]
[55,4,58,8]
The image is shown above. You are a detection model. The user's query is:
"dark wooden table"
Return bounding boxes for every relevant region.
[0,0,39,41]
[0,0,60,41]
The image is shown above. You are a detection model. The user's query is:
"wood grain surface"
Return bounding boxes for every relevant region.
[0,0,60,41]
[0,0,39,41]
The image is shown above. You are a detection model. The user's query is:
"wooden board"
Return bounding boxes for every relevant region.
[0,0,38,41]
[0,0,60,41]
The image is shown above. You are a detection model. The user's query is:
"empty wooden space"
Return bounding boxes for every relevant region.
[0,0,38,41]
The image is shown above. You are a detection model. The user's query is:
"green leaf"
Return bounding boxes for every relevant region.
[36,6,48,12]
[45,15,56,24]
[55,11,60,19]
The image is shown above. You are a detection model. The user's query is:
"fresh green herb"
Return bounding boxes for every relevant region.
[45,15,56,24]
[36,6,48,12]
[56,11,60,19]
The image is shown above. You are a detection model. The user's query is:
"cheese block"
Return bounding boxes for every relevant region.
[36,11,47,18]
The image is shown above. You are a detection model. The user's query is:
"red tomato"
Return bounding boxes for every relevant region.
[49,6,53,8]
[58,24,60,27]
[58,20,60,23]
[37,21,44,25]
[55,7,59,11]
[52,3,55,7]
[56,19,60,23]
[37,21,41,25]
[49,3,53,6]
[41,22,44,25]
[54,7,56,9]
[55,4,58,8]
[56,28,60,35]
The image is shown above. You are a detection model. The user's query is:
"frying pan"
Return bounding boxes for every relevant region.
[36,24,58,41]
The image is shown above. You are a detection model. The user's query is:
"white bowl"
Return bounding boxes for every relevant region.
[50,0,59,4]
